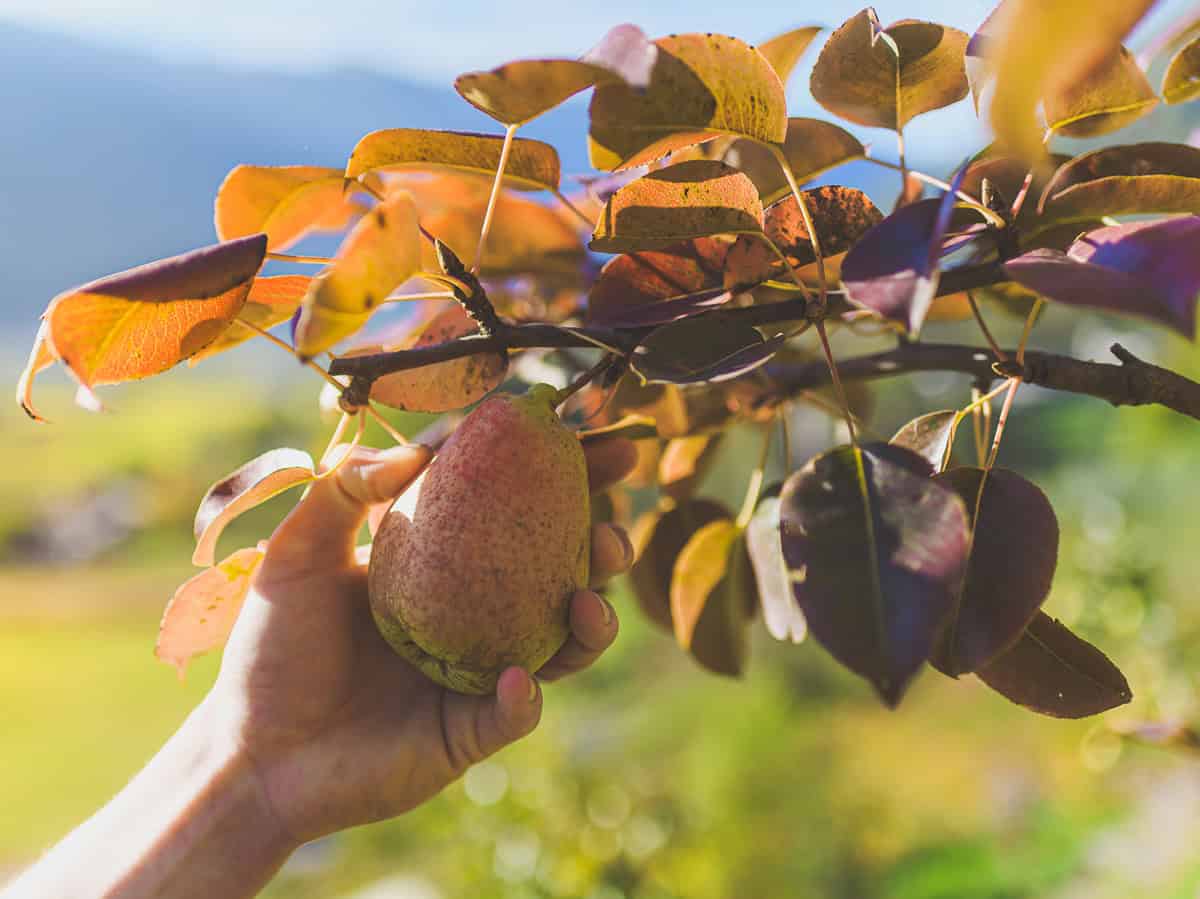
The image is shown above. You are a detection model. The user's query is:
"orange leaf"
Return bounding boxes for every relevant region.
[192,447,315,566]
[591,160,764,253]
[589,32,788,171]
[369,304,508,413]
[190,275,311,363]
[16,321,55,421]
[346,129,561,191]
[215,165,365,251]
[295,191,422,356]
[156,546,264,678]
[43,234,266,390]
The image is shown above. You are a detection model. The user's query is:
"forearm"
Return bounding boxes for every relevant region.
[4,696,295,899]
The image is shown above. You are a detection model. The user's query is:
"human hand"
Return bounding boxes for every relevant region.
[209,436,638,847]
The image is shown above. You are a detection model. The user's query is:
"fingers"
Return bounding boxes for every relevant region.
[590,523,633,588]
[537,590,619,682]
[265,444,431,571]
[440,667,542,772]
[583,437,638,494]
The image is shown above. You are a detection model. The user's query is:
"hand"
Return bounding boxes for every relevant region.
[210,436,638,847]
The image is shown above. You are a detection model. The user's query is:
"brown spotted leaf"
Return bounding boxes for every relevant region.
[810,9,969,130]
[345,129,560,191]
[725,186,883,288]
[1044,46,1157,138]
[40,235,266,393]
[587,238,726,323]
[215,165,364,252]
[192,448,315,567]
[156,546,264,678]
[368,304,507,413]
[454,24,657,125]
[295,191,421,356]
[591,160,764,253]
[977,612,1132,718]
[589,32,787,171]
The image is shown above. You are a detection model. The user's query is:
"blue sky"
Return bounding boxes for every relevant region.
[1,0,1190,84]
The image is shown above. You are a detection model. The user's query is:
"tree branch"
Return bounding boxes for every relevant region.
[768,342,1200,422]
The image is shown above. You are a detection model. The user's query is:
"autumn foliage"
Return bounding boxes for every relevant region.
[19,3,1200,717]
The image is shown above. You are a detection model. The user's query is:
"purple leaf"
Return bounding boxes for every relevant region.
[841,166,966,335]
[631,313,784,384]
[589,287,732,327]
[1005,216,1200,337]
[780,443,970,706]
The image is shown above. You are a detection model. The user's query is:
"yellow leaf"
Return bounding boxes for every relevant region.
[757,25,822,85]
[589,32,788,171]
[215,165,364,251]
[670,518,741,649]
[1045,46,1157,138]
[346,129,561,191]
[295,191,421,356]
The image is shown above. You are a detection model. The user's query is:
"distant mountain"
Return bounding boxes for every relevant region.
[0,23,591,336]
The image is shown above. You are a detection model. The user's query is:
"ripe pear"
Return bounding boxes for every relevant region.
[368,384,591,694]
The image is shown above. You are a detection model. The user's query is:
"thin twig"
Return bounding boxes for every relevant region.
[553,189,596,229]
[473,123,517,274]
[267,252,334,266]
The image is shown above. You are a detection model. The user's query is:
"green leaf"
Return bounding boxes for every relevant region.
[453,24,657,125]
[589,32,788,171]
[757,26,822,85]
[345,129,561,192]
[889,409,958,472]
[1163,35,1200,104]
[809,9,969,130]
[779,443,970,705]
[977,613,1132,718]
[670,519,755,675]
[590,160,764,253]
[630,498,730,632]
[1044,46,1157,138]
[192,448,315,566]
[723,118,866,206]
[295,191,421,356]
[933,467,1059,676]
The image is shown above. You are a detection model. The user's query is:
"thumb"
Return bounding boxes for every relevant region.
[264,443,431,572]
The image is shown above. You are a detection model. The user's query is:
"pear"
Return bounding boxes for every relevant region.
[368,384,591,694]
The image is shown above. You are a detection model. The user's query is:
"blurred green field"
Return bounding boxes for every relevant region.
[4,338,1200,898]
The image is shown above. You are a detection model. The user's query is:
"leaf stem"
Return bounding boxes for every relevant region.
[768,144,827,308]
[231,318,344,391]
[552,188,596,229]
[555,354,617,408]
[473,123,517,275]
[985,378,1020,470]
[862,156,1007,228]
[366,403,410,446]
[757,233,813,301]
[267,252,333,266]
[735,426,773,529]
[1016,299,1044,366]
[815,319,856,447]
[966,293,1008,362]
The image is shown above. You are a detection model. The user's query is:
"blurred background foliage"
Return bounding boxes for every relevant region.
[3,1,1200,896]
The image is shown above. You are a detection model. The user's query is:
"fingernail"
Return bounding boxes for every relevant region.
[598,594,614,627]
[527,674,540,703]
[612,526,634,565]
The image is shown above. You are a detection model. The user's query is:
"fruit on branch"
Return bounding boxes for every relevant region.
[368,384,591,694]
